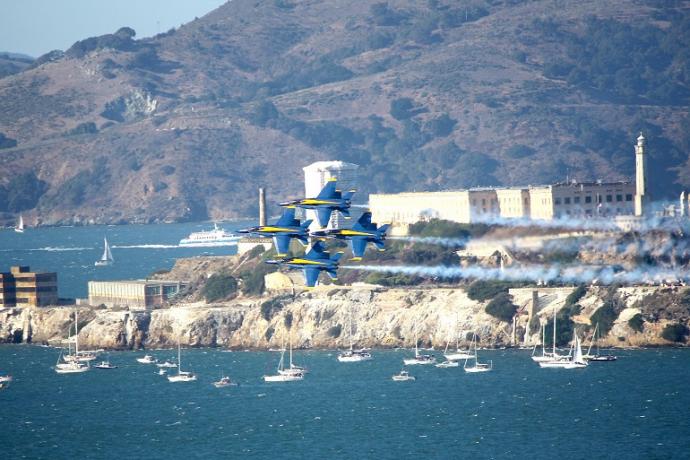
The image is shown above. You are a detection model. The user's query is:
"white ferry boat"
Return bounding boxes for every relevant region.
[178,223,240,247]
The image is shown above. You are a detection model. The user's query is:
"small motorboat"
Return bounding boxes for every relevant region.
[136,355,157,364]
[212,376,237,388]
[94,360,117,369]
[392,369,416,381]
[435,360,459,368]
[158,369,167,376]
[156,360,177,368]
[0,374,12,383]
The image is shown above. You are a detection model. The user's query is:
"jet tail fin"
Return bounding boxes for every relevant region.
[378,224,390,235]
[330,251,344,263]
[300,219,313,229]
[326,269,338,281]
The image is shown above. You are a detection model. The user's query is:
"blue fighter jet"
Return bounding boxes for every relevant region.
[279,178,355,228]
[237,207,312,256]
[265,240,343,288]
[310,211,390,261]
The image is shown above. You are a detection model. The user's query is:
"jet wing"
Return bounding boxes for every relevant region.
[272,235,291,256]
[316,208,333,228]
[350,238,368,260]
[303,267,320,288]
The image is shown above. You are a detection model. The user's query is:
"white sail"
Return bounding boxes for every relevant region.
[15,215,24,233]
[95,237,114,266]
[573,332,585,364]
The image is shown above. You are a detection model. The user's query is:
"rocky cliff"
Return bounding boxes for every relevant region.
[1,284,688,350]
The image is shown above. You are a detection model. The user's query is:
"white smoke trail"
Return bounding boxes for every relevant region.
[390,236,469,248]
[344,263,688,285]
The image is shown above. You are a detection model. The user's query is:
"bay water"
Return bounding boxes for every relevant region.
[1,346,689,459]
[0,221,253,299]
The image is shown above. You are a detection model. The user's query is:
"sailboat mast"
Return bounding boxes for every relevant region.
[349,307,354,351]
[539,322,544,354]
[178,341,181,373]
[552,308,557,356]
[75,311,79,355]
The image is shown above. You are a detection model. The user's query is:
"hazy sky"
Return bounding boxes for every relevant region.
[0,0,227,57]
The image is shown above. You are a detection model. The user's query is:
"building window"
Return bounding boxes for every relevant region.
[555,198,561,205]
[606,195,613,202]
[626,194,633,201]
[616,194,623,202]
[564,197,571,205]
[574,197,580,204]
[482,198,486,205]
[585,196,592,204]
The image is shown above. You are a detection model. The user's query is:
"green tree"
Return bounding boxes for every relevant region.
[202,273,238,302]
[485,293,518,322]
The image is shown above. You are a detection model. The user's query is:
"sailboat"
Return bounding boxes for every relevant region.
[167,342,197,382]
[14,215,24,233]
[531,322,556,363]
[278,337,308,375]
[583,323,617,362]
[264,347,304,382]
[55,311,89,374]
[94,237,114,266]
[403,330,436,365]
[463,333,492,373]
[338,307,372,362]
[539,329,588,369]
[443,314,473,361]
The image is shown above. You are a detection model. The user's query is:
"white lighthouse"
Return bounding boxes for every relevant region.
[634,133,647,217]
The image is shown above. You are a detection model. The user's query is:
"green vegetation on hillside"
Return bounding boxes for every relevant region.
[485,292,518,322]
[540,17,690,105]
[661,323,689,343]
[466,280,512,302]
[202,273,238,302]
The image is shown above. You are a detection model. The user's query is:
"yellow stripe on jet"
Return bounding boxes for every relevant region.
[290,258,326,265]
[339,230,372,236]
[301,199,337,205]
[260,226,295,232]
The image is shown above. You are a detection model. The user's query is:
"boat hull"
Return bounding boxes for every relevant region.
[444,352,472,361]
[337,352,372,362]
[168,374,197,382]
[264,374,303,382]
[538,361,587,369]
[55,365,89,374]
[403,357,436,365]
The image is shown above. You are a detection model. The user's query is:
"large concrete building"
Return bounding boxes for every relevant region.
[370,135,642,230]
[370,182,634,228]
[0,266,58,307]
[303,161,360,230]
[88,280,186,310]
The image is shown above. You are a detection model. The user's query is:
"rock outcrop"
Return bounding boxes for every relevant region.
[1,284,689,350]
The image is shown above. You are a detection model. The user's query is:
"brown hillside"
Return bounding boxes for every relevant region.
[0,0,689,225]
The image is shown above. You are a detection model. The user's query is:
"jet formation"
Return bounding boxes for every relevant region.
[238,178,389,288]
